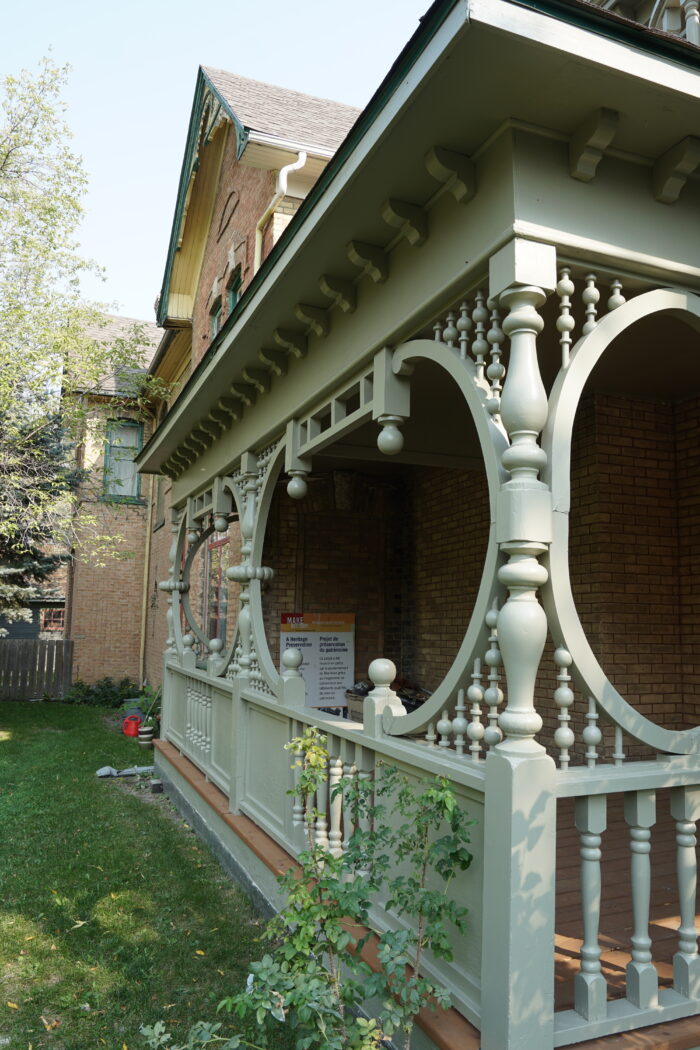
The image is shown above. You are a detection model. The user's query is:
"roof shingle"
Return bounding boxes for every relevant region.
[202,67,362,153]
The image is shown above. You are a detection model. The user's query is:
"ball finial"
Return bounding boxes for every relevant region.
[282,648,303,672]
[208,638,223,654]
[368,658,396,689]
[377,416,404,456]
[287,472,308,500]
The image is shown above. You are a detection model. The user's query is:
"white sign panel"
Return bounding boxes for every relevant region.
[280,613,355,708]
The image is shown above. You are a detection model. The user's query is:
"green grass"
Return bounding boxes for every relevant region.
[0,702,280,1050]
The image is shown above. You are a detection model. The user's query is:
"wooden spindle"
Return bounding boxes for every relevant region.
[291,729,306,849]
[433,319,443,342]
[315,753,330,851]
[355,746,372,880]
[553,647,575,769]
[613,725,625,767]
[457,300,472,360]
[328,751,344,858]
[443,311,458,348]
[471,290,489,377]
[584,696,602,768]
[342,743,357,857]
[556,267,575,369]
[466,659,485,759]
[425,722,437,747]
[625,789,658,1009]
[453,688,468,756]
[607,279,625,311]
[486,298,505,415]
[437,709,452,748]
[670,786,700,998]
[574,794,608,1021]
[483,601,504,748]
[582,274,599,336]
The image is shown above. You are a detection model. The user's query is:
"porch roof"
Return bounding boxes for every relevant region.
[138,0,700,484]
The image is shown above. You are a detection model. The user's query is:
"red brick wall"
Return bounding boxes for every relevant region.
[192,132,275,364]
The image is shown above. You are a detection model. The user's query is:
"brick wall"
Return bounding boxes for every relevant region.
[192,131,275,365]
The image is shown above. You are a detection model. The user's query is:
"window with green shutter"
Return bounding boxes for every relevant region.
[103,420,143,502]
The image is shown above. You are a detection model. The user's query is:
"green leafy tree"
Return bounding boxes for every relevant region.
[0,57,162,626]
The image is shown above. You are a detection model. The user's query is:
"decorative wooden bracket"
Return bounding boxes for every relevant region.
[381,198,427,246]
[228,381,257,407]
[346,240,388,283]
[294,303,330,337]
[217,396,240,420]
[569,108,619,182]
[653,136,700,204]
[258,347,288,377]
[425,146,476,203]
[241,367,270,394]
[319,274,356,313]
[274,328,307,359]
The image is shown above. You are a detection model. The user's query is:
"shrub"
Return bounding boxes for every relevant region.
[62,676,140,708]
[141,727,474,1050]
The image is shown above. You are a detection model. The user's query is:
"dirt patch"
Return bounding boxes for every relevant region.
[106,775,185,825]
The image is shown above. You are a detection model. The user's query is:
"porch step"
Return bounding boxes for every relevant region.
[154,740,480,1050]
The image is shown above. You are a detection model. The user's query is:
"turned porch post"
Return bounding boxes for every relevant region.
[481,239,558,1050]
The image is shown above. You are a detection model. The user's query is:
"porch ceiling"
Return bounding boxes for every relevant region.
[138,0,700,484]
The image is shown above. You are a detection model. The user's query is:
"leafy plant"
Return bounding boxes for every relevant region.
[62,675,140,707]
[141,727,474,1050]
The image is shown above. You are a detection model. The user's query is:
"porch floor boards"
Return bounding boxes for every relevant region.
[555,790,696,1012]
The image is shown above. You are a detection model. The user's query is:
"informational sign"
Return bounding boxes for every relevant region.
[280,613,355,708]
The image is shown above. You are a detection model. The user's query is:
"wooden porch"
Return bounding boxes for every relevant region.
[556,791,700,1049]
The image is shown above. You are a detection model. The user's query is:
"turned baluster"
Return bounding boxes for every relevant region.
[342,743,357,857]
[486,298,505,415]
[433,319,444,342]
[457,300,472,360]
[453,688,468,756]
[625,789,658,1009]
[355,745,372,880]
[291,729,306,848]
[582,274,600,336]
[315,751,330,851]
[328,750,344,858]
[556,268,575,369]
[584,696,602,768]
[483,602,504,749]
[683,0,700,44]
[437,709,453,748]
[553,647,575,769]
[574,794,608,1021]
[471,290,489,379]
[670,786,700,998]
[613,725,626,767]
[607,279,625,312]
[425,722,437,747]
[466,659,485,759]
[443,311,458,349]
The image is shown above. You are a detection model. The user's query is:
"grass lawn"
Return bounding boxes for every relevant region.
[0,701,285,1050]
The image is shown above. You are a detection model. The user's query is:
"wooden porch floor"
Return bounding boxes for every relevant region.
[555,790,700,1033]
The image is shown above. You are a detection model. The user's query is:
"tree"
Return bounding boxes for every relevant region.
[0,58,160,628]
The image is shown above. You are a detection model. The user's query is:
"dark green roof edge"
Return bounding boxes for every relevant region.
[156,68,249,329]
[141,0,700,470]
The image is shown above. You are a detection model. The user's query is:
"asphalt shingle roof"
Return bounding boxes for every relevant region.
[202,67,362,153]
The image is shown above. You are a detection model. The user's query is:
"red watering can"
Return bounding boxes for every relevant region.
[122,714,142,737]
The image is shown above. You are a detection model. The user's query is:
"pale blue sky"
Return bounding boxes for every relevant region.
[2,0,429,321]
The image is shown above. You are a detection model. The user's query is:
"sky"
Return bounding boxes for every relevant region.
[1,0,430,322]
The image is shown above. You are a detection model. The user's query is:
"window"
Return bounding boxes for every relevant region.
[103,420,143,501]
[210,299,222,338]
[227,268,242,313]
[41,608,65,632]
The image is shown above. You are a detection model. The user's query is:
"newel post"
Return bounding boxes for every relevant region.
[481,239,558,1050]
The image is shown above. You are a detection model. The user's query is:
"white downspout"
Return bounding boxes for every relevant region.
[253,150,307,273]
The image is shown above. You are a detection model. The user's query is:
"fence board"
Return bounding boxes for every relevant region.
[0,640,73,700]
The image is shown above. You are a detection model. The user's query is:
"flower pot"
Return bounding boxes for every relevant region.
[138,725,154,749]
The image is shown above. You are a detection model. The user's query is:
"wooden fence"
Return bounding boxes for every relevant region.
[0,639,73,700]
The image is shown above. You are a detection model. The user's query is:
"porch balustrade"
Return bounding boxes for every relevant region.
[157,260,700,1049]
